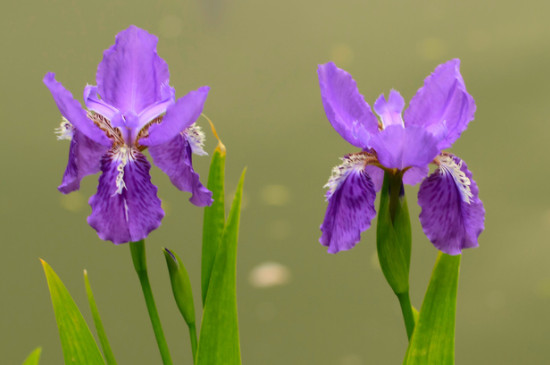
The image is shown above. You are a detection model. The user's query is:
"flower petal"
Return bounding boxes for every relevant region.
[374,89,405,128]
[418,154,485,255]
[83,85,120,121]
[149,134,213,207]
[320,155,377,253]
[96,25,170,115]
[43,73,111,146]
[140,86,210,147]
[88,149,164,244]
[318,62,379,149]
[404,59,476,149]
[58,129,109,193]
[369,125,439,170]
[402,166,429,186]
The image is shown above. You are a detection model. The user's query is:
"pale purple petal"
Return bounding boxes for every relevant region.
[364,164,384,192]
[320,156,377,253]
[96,25,170,115]
[135,84,176,132]
[403,166,429,186]
[404,59,476,150]
[374,89,405,128]
[84,85,120,121]
[43,73,111,146]
[369,125,439,170]
[318,62,379,149]
[418,154,485,255]
[58,130,109,193]
[88,150,164,244]
[140,86,209,147]
[148,134,213,207]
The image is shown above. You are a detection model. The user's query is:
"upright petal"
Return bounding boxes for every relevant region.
[318,62,379,149]
[374,89,405,128]
[148,134,213,207]
[417,154,485,255]
[58,128,109,193]
[140,86,209,147]
[404,59,476,149]
[88,149,164,244]
[320,155,377,253]
[369,125,439,170]
[96,26,170,114]
[43,73,111,146]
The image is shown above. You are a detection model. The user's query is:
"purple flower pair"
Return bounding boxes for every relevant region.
[318,60,485,255]
[44,26,212,244]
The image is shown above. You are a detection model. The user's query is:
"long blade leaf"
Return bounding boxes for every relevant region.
[22,347,42,365]
[403,253,461,365]
[84,270,117,365]
[41,260,105,365]
[201,120,227,305]
[196,169,245,365]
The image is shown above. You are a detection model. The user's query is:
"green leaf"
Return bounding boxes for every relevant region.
[22,347,42,365]
[202,122,227,306]
[41,260,105,365]
[376,171,412,295]
[403,253,461,365]
[84,270,117,365]
[196,169,245,365]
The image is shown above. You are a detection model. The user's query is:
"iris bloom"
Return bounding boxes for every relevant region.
[318,59,485,255]
[44,26,212,244]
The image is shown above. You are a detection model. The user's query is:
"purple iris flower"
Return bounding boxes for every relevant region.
[318,59,485,255]
[44,26,212,244]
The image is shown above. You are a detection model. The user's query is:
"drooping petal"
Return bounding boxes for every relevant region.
[404,59,476,150]
[96,25,170,115]
[318,62,379,149]
[88,148,164,244]
[374,89,405,128]
[148,134,213,207]
[320,154,377,253]
[417,154,485,255]
[43,73,111,146]
[140,86,210,147]
[369,125,439,170]
[58,128,109,194]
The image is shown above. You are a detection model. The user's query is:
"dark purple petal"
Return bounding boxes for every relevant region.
[149,134,213,207]
[88,149,164,244]
[418,154,485,255]
[374,89,405,128]
[96,26,170,115]
[404,59,476,149]
[369,125,439,170]
[320,156,377,253]
[43,73,111,146]
[140,86,209,147]
[58,130,109,193]
[318,62,379,149]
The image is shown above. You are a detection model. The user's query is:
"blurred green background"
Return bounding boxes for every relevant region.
[2,0,549,364]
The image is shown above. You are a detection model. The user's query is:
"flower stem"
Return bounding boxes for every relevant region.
[130,240,173,365]
[397,291,415,340]
[188,322,198,363]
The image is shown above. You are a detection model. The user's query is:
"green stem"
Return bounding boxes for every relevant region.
[397,291,415,340]
[130,240,173,365]
[188,322,198,363]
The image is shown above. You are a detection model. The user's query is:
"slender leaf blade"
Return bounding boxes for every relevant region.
[403,253,461,365]
[41,260,105,365]
[202,123,227,305]
[84,270,117,365]
[22,347,42,365]
[197,169,245,365]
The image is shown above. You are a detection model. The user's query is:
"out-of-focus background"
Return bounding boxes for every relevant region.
[1,0,549,364]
